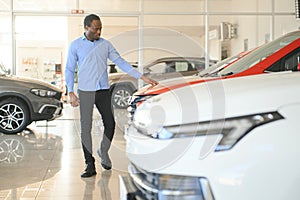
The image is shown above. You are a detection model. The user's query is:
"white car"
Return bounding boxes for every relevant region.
[120,72,300,200]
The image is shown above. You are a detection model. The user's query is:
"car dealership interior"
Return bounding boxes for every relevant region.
[0,0,300,199]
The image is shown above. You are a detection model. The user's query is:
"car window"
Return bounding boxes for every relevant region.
[147,59,207,74]
[283,49,300,71]
[149,62,168,73]
[218,31,300,76]
[108,64,118,73]
[174,62,195,72]
[197,57,236,76]
[108,63,138,73]
[194,62,206,71]
[266,47,300,72]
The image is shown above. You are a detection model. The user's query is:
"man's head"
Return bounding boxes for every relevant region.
[84,14,102,41]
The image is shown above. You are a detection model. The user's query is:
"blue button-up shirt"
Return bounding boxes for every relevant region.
[65,35,142,92]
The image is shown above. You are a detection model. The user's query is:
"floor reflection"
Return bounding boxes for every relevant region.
[81,170,113,200]
[98,170,112,200]
[0,129,63,190]
[0,105,130,200]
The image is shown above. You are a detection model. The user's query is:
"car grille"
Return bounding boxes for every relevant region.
[128,163,215,200]
[39,102,63,119]
[54,91,62,100]
[41,106,57,115]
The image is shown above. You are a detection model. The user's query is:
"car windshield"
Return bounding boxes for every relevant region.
[218,31,300,76]
[197,54,241,77]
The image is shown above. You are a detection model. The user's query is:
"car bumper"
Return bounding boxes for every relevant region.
[32,100,63,121]
[39,101,63,119]
[119,174,143,200]
[119,163,214,200]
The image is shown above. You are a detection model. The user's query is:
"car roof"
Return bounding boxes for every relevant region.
[144,57,217,68]
[149,56,212,63]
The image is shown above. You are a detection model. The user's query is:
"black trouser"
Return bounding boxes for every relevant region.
[78,89,115,164]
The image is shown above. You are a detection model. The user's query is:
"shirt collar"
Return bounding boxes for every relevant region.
[81,34,88,40]
[81,34,101,42]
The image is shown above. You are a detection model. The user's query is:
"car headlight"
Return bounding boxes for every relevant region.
[133,111,283,151]
[129,163,214,199]
[129,95,156,110]
[128,95,156,122]
[30,89,57,97]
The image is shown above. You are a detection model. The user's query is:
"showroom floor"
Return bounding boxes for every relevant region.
[0,104,131,200]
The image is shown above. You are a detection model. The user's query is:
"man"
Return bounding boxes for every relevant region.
[65,14,158,178]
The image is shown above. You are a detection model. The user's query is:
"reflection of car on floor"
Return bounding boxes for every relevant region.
[108,57,217,108]
[129,30,300,114]
[120,72,300,200]
[0,129,63,190]
[0,64,63,134]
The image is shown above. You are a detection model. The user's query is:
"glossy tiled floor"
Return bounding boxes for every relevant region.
[0,104,131,200]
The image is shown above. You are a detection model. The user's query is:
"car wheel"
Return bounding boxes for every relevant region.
[111,86,134,109]
[0,98,30,134]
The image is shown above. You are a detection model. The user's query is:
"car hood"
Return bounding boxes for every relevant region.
[108,72,131,82]
[135,75,218,96]
[0,75,61,91]
[135,72,300,126]
[108,72,127,78]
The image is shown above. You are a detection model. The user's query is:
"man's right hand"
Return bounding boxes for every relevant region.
[69,92,79,107]
[141,75,158,86]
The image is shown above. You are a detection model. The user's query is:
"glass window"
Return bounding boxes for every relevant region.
[0,0,10,10]
[79,0,139,12]
[143,0,205,13]
[15,16,67,41]
[209,15,272,61]
[274,16,300,38]
[148,62,167,74]
[101,17,139,62]
[175,62,189,72]
[0,13,12,72]
[275,0,295,12]
[142,15,206,61]
[13,0,75,11]
[209,0,272,12]
[15,16,67,82]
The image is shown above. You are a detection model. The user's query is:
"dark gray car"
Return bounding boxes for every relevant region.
[0,64,63,134]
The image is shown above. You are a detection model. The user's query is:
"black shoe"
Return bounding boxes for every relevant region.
[81,163,97,178]
[97,149,112,170]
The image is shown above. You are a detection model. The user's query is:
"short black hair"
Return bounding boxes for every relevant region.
[84,14,100,27]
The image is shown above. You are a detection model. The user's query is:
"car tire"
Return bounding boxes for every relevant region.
[111,85,134,109]
[0,98,30,134]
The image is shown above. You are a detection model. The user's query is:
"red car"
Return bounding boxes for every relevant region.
[129,30,300,115]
